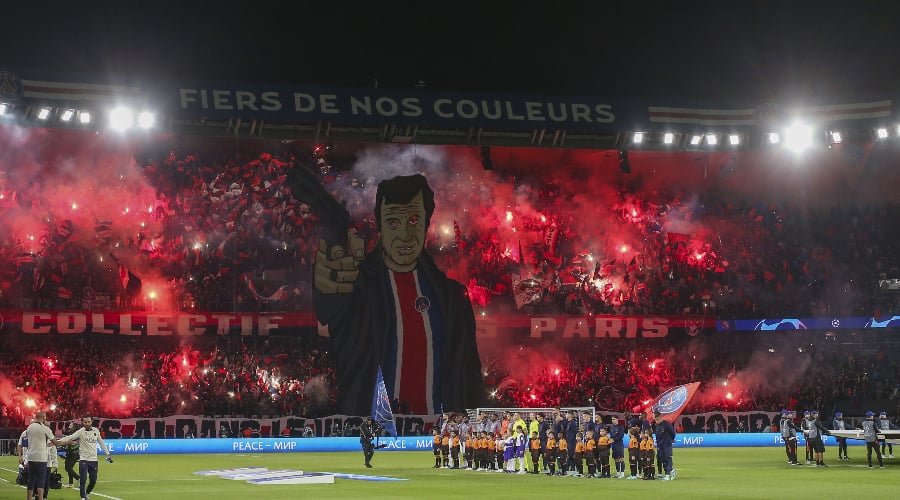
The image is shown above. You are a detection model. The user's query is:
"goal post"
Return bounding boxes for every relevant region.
[471,407,596,432]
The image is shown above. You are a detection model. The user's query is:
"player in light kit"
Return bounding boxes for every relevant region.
[56,415,113,500]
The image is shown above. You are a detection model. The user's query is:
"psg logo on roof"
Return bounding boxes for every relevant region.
[0,70,24,101]
[655,385,689,415]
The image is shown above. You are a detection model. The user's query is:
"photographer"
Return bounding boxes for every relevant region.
[359,417,384,468]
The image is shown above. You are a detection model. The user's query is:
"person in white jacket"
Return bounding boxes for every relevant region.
[56,415,112,500]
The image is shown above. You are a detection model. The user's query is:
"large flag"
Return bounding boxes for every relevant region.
[371,366,398,437]
[645,382,701,423]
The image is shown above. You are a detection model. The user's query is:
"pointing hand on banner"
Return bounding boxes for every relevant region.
[314,230,365,294]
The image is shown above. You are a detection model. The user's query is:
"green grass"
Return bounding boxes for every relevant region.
[1,448,896,499]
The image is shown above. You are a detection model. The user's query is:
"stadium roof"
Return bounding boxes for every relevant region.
[4,2,900,148]
[2,2,900,100]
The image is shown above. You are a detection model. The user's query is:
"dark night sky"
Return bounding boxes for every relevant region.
[3,1,900,103]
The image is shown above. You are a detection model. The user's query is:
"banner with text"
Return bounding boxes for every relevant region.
[45,414,436,440]
[41,411,790,440]
[168,82,643,132]
[0,310,717,339]
[97,432,864,455]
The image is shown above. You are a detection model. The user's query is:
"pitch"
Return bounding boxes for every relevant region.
[1,447,895,499]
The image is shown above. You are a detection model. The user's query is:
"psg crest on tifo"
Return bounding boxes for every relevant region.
[649,382,701,422]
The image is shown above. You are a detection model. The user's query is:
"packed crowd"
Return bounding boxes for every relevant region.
[1,146,897,318]
[0,335,337,427]
[1,330,897,426]
[486,333,900,415]
[1,141,898,426]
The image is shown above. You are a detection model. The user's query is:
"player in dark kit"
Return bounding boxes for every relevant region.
[653,410,677,480]
[608,415,626,478]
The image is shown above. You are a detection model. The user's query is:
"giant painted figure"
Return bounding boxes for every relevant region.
[311,174,484,415]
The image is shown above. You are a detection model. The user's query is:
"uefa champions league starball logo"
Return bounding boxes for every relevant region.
[0,70,24,101]
[655,385,688,415]
[753,318,807,331]
[866,315,900,328]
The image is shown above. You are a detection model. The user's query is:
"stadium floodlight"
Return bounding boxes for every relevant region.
[60,109,74,122]
[729,134,740,146]
[632,132,644,144]
[706,133,718,146]
[768,132,780,144]
[37,107,52,120]
[784,121,813,153]
[79,111,91,124]
[663,132,675,144]
[109,106,134,131]
[137,110,155,129]
[830,131,842,144]
[689,135,702,146]
[876,127,888,139]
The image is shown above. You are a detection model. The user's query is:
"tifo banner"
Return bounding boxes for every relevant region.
[479,315,714,339]
[0,310,716,338]
[0,310,315,337]
[97,433,863,455]
[4,310,895,338]
[169,82,634,132]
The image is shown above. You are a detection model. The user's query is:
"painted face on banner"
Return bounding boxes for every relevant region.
[380,192,426,272]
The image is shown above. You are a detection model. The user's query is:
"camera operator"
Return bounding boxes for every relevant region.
[359,417,383,468]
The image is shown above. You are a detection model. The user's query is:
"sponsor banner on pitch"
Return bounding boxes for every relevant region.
[102,433,864,455]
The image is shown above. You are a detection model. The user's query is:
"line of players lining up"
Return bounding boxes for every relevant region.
[431,412,677,480]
